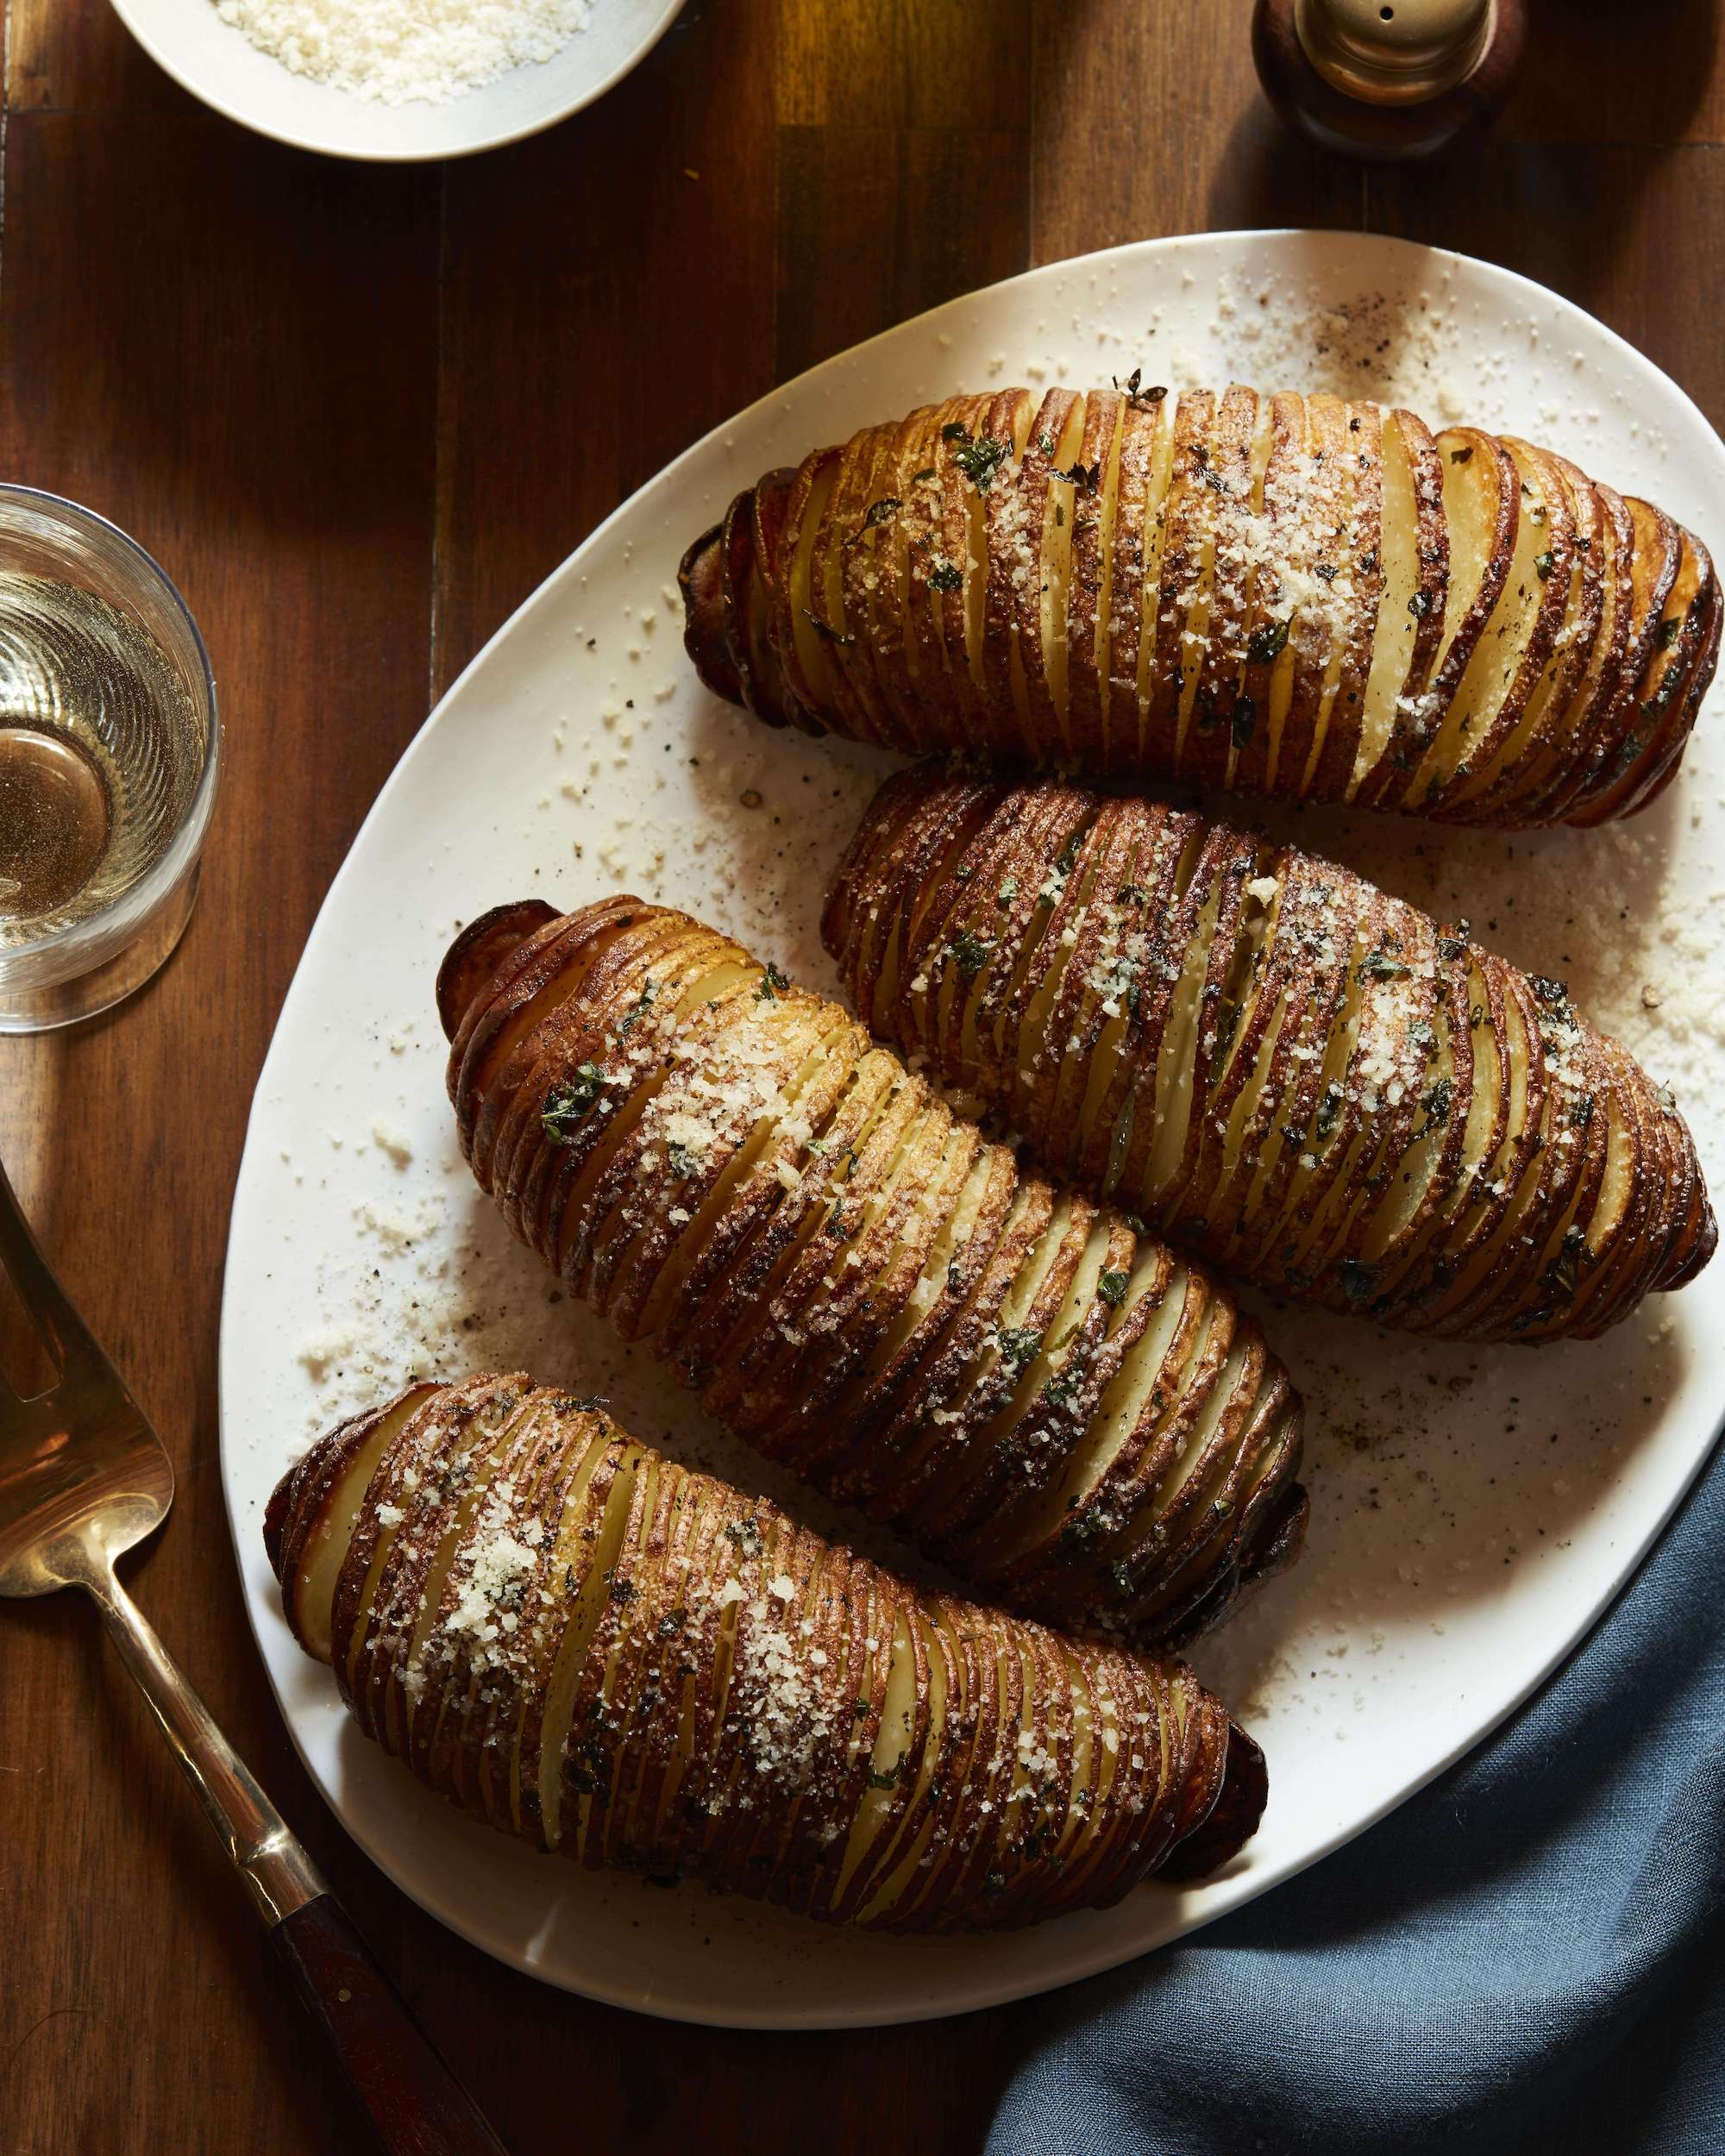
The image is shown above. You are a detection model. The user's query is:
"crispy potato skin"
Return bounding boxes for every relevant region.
[268,1376,1266,1930]
[440,899,1307,1649]
[825,765,1716,1343]
[679,387,1717,828]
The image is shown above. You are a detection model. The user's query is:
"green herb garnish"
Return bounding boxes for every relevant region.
[950,434,1012,491]
[996,1326,1043,1370]
[947,931,992,978]
[543,1063,610,1143]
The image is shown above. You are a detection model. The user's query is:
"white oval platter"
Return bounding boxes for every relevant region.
[220,229,1725,2028]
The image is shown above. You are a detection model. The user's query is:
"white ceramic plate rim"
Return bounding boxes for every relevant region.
[107,0,685,164]
[221,229,1725,2028]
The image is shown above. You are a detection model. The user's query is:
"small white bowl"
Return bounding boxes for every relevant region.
[108,0,685,161]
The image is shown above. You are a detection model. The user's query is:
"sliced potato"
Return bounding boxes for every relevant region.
[679,386,1714,826]
[266,1376,1266,1932]
[440,899,1307,1647]
[825,766,1716,1344]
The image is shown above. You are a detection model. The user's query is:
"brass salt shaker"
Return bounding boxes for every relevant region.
[1252,0,1527,160]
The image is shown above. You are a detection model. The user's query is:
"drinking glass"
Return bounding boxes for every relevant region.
[0,487,218,1032]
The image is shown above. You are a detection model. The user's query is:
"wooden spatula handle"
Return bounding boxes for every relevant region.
[273,1895,511,2156]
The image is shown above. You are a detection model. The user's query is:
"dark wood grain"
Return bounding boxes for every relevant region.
[1,2,1721,2152]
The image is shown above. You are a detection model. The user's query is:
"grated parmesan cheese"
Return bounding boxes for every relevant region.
[213,0,594,108]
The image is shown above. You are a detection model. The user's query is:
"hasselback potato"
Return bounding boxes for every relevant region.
[679,384,1718,826]
[436,897,1306,1647]
[824,763,1716,1342]
[267,1375,1265,1929]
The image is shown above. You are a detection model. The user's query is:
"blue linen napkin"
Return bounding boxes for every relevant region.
[986,1438,1725,2156]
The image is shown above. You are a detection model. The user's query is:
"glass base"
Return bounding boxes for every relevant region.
[0,866,201,1032]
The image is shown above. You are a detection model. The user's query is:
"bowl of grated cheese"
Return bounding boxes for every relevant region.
[108,0,685,160]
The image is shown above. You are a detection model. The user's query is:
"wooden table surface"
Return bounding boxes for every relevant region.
[3,2,1722,2149]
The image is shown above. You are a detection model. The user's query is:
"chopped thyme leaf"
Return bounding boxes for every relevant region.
[1247,617,1289,665]
[723,1517,763,1558]
[947,931,992,977]
[756,961,789,1001]
[1358,948,1411,982]
[941,420,969,442]
[1417,1076,1452,1138]
[996,877,1019,906]
[1114,367,1167,411]
[862,497,901,528]
[1408,590,1433,618]
[928,559,963,593]
[996,1326,1043,1370]
[666,1139,699,1178]
[543,1063,610,1142]
[1036,431,1057,456]
[1534,550,1554,580]
[1098,1269,1130,1307]
[912,466,938,482]
[1609,730,1645,781]
[951,434,1012,491]
[1658,614,1684,649]
[614,978,661,1037]
[1230,693,1257,748]
[800,606,854,646]
[1054,461,1101,493]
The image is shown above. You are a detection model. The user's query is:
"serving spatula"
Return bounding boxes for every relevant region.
[0,1152,511,2156]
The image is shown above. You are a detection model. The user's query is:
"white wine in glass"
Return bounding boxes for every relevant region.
[0,491,217,1032]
